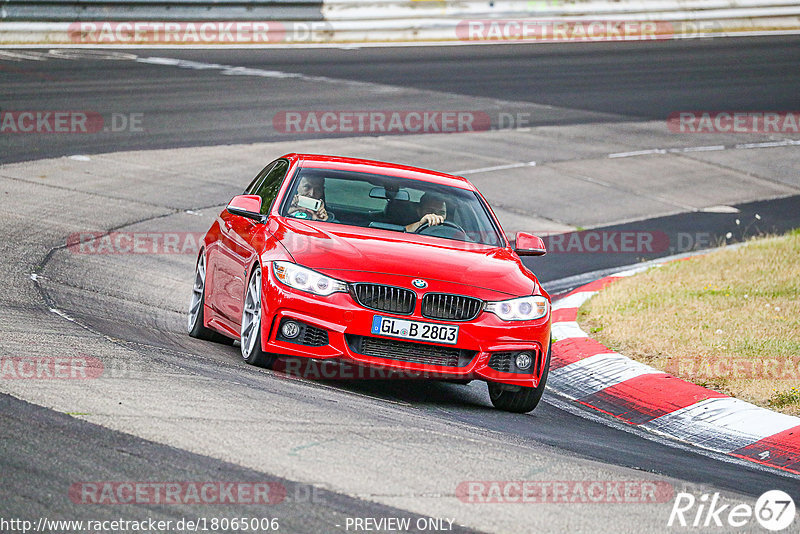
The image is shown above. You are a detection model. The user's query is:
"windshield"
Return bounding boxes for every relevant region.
[279,167,503,247]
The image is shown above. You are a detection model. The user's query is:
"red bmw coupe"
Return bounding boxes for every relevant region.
[188,154,551,413]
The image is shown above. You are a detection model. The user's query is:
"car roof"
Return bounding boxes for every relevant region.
[285,153,476,191]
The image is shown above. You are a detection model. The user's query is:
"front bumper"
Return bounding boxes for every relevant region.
[260,268,551,387]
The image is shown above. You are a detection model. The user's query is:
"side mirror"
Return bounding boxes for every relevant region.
[226,195,265,223]
[514,232,546,256]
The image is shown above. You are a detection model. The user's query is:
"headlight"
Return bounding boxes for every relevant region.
[484,295,548,321]
[272,261,348,296]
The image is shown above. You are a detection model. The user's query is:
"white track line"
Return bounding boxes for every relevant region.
[609,139,800,159]
[455,161,536,175]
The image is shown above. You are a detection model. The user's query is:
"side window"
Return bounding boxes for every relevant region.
[244,162,275,195]
[254,159,290,214]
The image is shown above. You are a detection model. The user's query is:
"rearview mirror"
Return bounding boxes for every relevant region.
[369,187,410,201]
[226,195,265,223]
[514,232,546,256]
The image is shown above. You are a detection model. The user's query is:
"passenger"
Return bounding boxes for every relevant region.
[288,175,331,221]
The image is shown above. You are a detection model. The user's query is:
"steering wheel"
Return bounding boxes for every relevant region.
[415,220,468,238]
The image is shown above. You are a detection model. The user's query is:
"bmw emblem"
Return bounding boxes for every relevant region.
[412,279,428,289]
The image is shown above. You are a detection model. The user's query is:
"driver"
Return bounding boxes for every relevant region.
[288,175,331,221]
[406,193,447,233]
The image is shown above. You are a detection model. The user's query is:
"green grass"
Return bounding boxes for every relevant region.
[578,231,800,415]
[769,387,800,410]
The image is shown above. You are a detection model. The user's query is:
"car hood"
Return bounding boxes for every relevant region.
[271,218,539,298]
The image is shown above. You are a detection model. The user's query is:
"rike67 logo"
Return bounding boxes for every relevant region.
[668,490,795,531]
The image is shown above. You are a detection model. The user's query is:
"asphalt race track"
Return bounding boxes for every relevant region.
[1,37,800,533]
[3,36,800,163]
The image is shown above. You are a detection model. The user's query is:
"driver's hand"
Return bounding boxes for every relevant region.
[420,213,444,227]
[406,213,444,232]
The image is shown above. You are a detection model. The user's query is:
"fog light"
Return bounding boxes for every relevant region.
[515,352,533,371]
[282,321,301,339]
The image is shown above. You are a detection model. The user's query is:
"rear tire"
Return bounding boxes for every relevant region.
[240,265,277,368]
[488,341,551,413]
[188,252,233,344]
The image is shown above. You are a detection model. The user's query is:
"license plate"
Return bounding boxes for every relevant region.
[371,316,459,345]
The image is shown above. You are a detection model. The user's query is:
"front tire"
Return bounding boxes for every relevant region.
[240,265,277,368]
[488,341,551,413]
[188,252,232,344]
